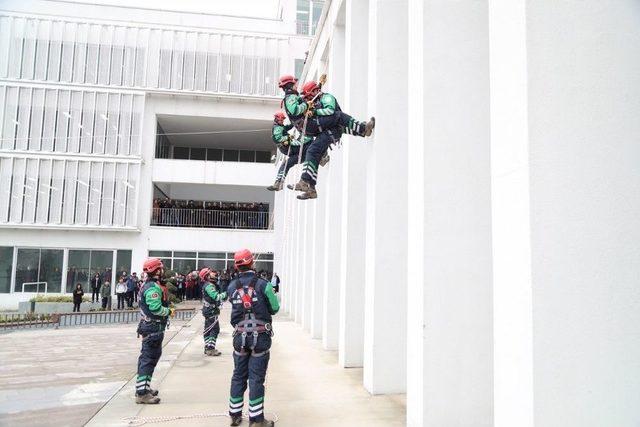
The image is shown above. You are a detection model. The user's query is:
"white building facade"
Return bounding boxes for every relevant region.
[0,0,321,309]
[275,0,640,426]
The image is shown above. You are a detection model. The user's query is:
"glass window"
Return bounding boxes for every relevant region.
[223,149,239,162]
[0,247,13,293]
[207,149,222,161]
[159,258,173,270]
[15,248,63,293]
[295,58,305,79]
[255,253,274,261]
[197,259,226,271]
[149,250,172,257]
[40,249,64,293]
[174,251,197,258]
[172,258,196,275]
[116,250,132,277]
[239,150,255,162]
[198,252,226,259]
[91,251,114,284]
[254,261,274,276]
[191,148,206,160]
[67,250,90,292]
[173,147,190,159]
[256,151,272,163]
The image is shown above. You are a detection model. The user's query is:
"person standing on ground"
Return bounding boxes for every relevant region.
[100,281,111,310]
[176,273,185,301]
[116,278,127,310]
[72,283,84,312]
[200,268,226,356]
[135,258,174,404]
[126,272,138,308]
[90,273,101,303]
[227,249,279,427]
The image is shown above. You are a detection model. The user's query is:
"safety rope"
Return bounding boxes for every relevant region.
[123,411,279,426]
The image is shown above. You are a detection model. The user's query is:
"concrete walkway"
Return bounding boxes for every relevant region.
[88,307,406,427]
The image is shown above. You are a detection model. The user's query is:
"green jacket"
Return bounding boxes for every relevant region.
[284,93,308,118]
[313,93,337,116]
[272,124,293,145]
[100,282,111,298]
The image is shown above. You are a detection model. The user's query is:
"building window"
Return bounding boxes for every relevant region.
[296,0,325,36]
[15,248,64,293]
[295,59,305,79]
[149,251,274,276]
[0,247,13,293]
[116,250,133,277]
[66,249,113,293]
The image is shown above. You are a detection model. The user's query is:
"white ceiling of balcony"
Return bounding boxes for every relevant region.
[157,115,273,151]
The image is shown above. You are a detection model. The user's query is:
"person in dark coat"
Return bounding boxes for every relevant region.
[90,273,101,303]
[73,283,84,312]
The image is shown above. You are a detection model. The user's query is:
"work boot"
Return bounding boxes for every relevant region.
[249,419,275,427]
[320,154,330,167]
[297,188,317,200]
[136,392,161,404]
[230,415,243,426]
[287,179,312,192]
[149,388,159,396]
[364,117,376,137]
[266,180,283,191]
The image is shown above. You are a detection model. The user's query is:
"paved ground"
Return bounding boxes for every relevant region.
[1,303,406,427]
[89,308,406,427]
[0,315,189,427]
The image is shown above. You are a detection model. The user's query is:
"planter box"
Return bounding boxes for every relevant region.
[18,301,104,314]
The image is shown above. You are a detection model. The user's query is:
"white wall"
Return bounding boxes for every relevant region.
[158,182,274,207]
[153,159,275,188]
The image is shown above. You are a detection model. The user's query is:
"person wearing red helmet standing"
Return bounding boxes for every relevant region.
[289,80,375,200]
[267,110,314,191]
[135,257,175,404]
[227,249,279,427]
[200,267,227,356]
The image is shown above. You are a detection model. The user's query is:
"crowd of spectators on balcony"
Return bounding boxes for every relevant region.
[151,198,270,229]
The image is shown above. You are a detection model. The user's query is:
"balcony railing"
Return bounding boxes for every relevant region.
[151,208,271,230]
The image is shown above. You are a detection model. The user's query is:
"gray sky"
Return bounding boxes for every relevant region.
[62,0,282,18]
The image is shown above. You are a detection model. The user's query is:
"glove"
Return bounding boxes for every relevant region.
[305,109,314,118]
[218,292,227,301]
[283,136,290,146]
[169,307,176,318]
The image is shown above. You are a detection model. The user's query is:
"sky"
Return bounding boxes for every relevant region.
[58,0,282,19]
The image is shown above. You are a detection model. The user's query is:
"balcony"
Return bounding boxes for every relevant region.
[151,207,270,230]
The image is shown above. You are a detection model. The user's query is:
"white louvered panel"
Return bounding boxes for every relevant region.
[158,30,173,89]
[36,159,52,223]
[0,157,13,222]
[54,90,70,152]
[49,159,65,224]
[0,86,5,147]
[254,38,267,96]
[105,93,120,155]
[229,36,243,93]
[206,33,221,92]
[21,19,37,80]
[16,86,32,151]
[73,160,88,224]
[85,24,101,84]
[129,95,143,156]
[125,163,138,227]
[265,38,279,96]
[47,21,63,81]
[68,91,83,153]
[118,94,132,155]
[0,16,12,78]
[100,162,115,225]
[34,20,50,81]
[2,86,19,150]
[9,158,26,223]
[61,160,77,224]
[87,161,102,225]
[97,25,114,85]
[41,89,57,151]
[79,91,94,154]
[122,27,137,87]
[93,92,108,155]
[110,26,126,86]
[60,21,76,82]
[182,32,197,91]
[8,17,25,79]
[113,162,127,226]
[194,33,208,91]
[139,28,155,88]
[242,37,255,94]
[28,88,45,151]
[72,24,89,83]
[22,158,39,223]
[171,31,185,90]
[219,34,232,93]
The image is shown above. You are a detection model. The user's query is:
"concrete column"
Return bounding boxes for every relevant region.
[406,0,493,425]
[301,202,312,332]
[310,192,326,339]
[362,0,408,394]
[321,158,343,350]
[293,195,303,324]
[338,0,368,368]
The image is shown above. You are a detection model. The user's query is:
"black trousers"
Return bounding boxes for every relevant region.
[126,291,134,307]
[117,293,125,309]
[92,287,100,302]
[73,302,81,312]
[136,321,165,395]
[101,296,109,309]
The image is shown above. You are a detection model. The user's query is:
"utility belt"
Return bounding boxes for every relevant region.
[232,318,273,337]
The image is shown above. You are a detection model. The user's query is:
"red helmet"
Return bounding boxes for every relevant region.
[199,267,212,282]
[278,74,298,88]
[274,111,286,125]
[143,258,164,275]
[301,81,320,99]
[234,249,254,268]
